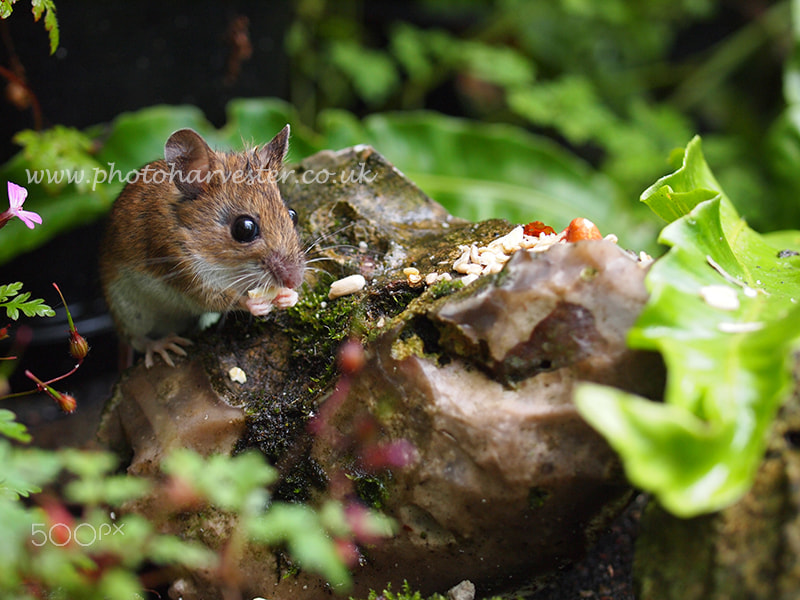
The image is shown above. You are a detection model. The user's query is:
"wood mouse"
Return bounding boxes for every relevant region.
[99,125,305,368]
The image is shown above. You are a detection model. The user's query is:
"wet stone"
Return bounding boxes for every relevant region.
[97,145,664,600]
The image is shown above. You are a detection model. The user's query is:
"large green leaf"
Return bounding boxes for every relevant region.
[576,136,800,517]
[319,109,622,232]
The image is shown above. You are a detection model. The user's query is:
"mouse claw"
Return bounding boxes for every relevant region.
[143,334,193,368]
[245,296,274,317]
[273,288,299,309]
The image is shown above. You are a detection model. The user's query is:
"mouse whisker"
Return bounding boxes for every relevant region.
[304,256,343,265]
[304,244,362,258]
[302,222,355,254]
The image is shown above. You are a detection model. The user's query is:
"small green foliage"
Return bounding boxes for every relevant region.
[14,126,100,193]
[0,442,387,596]
[63,467,150,508]
[161,448,277,511]
[0,0,59,53]
[0,440,61,499]
[354,580,509,600]
[361,581,427,600]
[330,40,400,106]
[30,0,59,54]
[0,282,54,319]
[0,409,30,443]
[249,502,351,588]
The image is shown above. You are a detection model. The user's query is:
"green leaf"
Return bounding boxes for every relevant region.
[459,40,535,87]
[0,282,22,303]
[144,533,217,569]
[0,440,62,499]
[0,282,54,320]
[329,40,400,105]
[639,135,726,222]
[160,449,277,511]
[249,503,351,589]
[14,126,99,193]
[507,76,615,145]
[576,136,800,517]
[318,109,639,245]
[389,23,436,83]
[96,568,144,600]
[0,410,31,443]
[30,0,59,54]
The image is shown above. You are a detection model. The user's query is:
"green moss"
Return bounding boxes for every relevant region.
[427,277,463,299]
[282,277,363,394]
[352,580,509,600]
[351,470,392,510]
[390,333,426,361]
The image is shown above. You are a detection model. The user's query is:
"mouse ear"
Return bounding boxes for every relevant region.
[257,124,290,170]
[164,129,215,198]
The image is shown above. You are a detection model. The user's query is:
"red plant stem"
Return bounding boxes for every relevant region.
[39,360,82,387]
[0,65,43,131]
[0,20,43,130]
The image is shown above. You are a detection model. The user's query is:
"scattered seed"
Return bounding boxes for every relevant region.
[247,286,278,301]
[565,218,602,242]
[446,218,616,285]
[228,366,247,384]
[465,263,483,276]
[329,274,366,299]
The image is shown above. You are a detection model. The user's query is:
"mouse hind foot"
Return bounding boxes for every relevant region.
[134,334,194,368]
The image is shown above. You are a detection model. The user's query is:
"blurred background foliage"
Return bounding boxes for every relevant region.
[285,0,793,230]
[1,0,798,261]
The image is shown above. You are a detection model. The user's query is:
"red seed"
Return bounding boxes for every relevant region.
[564,218,602,242]
[523,220,556,237]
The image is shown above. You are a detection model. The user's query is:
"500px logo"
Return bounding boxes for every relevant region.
[31,522,125,547]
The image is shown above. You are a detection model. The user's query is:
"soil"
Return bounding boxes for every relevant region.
[523,494,643,600]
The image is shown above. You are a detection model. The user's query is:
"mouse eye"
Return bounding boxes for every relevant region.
[231,215,260,243]
[287,208,298,226]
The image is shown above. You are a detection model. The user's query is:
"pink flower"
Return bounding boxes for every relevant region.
[0,182,42,230]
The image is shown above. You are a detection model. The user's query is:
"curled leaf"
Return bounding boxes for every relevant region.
[576,136,800,517]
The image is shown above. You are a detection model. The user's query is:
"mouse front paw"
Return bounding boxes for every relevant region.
[245,286,298,316]
[141,334,194,368]
[273,288,299,309]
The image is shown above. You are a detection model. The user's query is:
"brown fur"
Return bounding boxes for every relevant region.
[99,126,304,346]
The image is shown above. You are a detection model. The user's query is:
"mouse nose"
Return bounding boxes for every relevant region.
[266,252,305,289]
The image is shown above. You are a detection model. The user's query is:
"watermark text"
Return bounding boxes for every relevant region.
[31,521,125,547]
[25,162,378,192]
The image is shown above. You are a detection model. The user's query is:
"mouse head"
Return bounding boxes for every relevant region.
[163,126,305,302]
